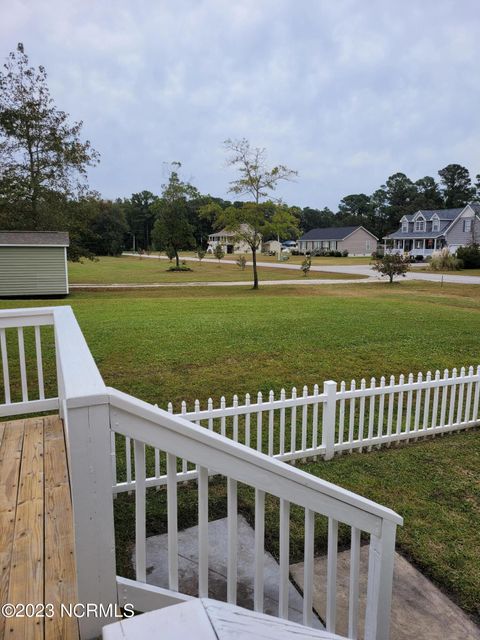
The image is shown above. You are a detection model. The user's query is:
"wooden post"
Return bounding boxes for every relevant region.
[364,520,397,640]
[323,381,337,461]
[67,400,118,639]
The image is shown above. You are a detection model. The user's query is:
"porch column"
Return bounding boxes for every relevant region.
[422,239,425,254]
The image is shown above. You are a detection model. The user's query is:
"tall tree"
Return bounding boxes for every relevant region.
[125,190,158,250]
[151,162,199,267]
[412,176,443,210]
[220,138,297,288]
[438,164,474,208]
[338,193,373,218]
[0,43,99,229]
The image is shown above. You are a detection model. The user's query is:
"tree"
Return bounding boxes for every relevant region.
[338,194,373,218]
[151,163,199,268]
[218,138,297,288]
[125,191,158,250]
[214,243,225,263]
[301,255,311,277]
[236,255,247,270]
[412,176,443,210]
[0,43,99,229]
[268,205,300,259]
[196,247,206,262]
[438,164,474,208]
[372,253,410,283]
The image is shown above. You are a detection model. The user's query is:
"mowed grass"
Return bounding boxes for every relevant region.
[68,255,364,284]
[1,280,480,620]
[178,251,372,265]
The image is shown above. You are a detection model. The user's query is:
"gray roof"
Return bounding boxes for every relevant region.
[299,226,377,241]
[0,231,69,246]
[412,208,462,221]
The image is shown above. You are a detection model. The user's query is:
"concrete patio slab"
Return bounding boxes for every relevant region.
[290,547,480,640]
[136,515,323,628]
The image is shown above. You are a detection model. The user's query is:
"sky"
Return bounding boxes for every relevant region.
[1,0,479,209]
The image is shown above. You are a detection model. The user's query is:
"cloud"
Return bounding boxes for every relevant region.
[1,0,479,208]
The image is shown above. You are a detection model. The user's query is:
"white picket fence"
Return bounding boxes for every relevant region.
[113,366,480,492]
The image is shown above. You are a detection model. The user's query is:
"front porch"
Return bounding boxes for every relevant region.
[386,237,445,258]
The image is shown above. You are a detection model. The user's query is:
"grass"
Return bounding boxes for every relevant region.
[68,255,364,285]
[1,280,480,620]
[176,251,372,265]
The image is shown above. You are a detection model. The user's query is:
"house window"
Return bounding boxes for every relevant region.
[366,240,371,251]
[414,220,425,232]
[426,239,434,249]
[463,219,472,233]
[402,221,408,232]
[432,217,440,232]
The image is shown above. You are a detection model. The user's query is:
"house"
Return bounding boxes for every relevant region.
[0,231,69,296]
[207,224,258,254]
[384,203,480,259]
[297,226,378,256]
[261,239,282,254]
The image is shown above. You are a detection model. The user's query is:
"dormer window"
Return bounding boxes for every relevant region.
[401,220,408,233]
[432,216,440,232]
[414,220,425,232]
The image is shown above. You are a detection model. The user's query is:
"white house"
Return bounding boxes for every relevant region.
[207,224,259,254]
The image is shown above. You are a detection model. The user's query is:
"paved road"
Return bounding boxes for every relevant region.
[122,252,480,285]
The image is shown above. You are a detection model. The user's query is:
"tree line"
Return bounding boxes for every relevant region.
[1,43,479,264]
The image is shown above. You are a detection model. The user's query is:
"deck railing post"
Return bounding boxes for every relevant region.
[364,519,397,640]
[67,400,118,639]
[323,380,337,460]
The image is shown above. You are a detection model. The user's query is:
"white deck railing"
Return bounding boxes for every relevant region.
[112,367,480,493]
[0,306,403,640]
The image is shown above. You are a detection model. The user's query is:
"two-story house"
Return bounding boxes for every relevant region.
[384,202,480,259]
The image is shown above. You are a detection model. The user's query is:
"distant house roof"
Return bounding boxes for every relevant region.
[208,224,254,239]
[0,231,69,247]
[299,226,378,241]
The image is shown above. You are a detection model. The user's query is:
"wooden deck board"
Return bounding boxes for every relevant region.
[0,416,79,640]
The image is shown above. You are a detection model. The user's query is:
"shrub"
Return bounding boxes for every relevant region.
[236,255,247,270]
[429,248,462,271]
[342,250,349,257]
[300,256,311,276]
[456,244,480,269]
[214,244,225,263]
[372,253,410,283]
[196,247,206,262]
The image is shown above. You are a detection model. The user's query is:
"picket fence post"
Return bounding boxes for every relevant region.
[323,380,337,460]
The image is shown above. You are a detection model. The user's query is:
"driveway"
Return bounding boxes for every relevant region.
[122,253,480,285]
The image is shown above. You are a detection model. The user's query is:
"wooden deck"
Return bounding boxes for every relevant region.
[0,415,79,639]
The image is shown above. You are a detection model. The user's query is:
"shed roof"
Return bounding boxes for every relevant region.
[299,226,377,241]
[0,231,69,247]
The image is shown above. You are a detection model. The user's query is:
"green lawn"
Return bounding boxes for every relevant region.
[177,251,372,266]
[68,255,364,284]
[1,280,480,621]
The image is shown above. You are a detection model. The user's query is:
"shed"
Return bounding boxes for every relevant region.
[0,231,69,297]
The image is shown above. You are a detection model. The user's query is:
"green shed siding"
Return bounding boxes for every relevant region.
[0,246,68,296]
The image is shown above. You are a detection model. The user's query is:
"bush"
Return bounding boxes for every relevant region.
[236,255,247,270]
[456,244,480,269]
[166,264,192,272]
[429,248,462,271]
[342,250,349,257]
[371,253,410,283]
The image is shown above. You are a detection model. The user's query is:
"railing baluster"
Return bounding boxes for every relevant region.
[268,390,275,457]
[154,448,160,486]
[422,371,431,432]
[181,402,188,474]
[456,367,465,425]
[256,391,263,453]
[358,379,366,452]
[0,328,10,404]
[348,380,356,452]
[126,436,132,491]
[134,440,146,582]
[254,489,265,612]
[448,368,457,427]
[167,453,179,591]
[279,498,290,619]
[326,517,338,633]
[198,466,209,597]
[348,527,361,640]
[110,432,117,488]
[290,387,297,454]
[279,389,286,455]
[227,478,238,604]
[207,398,213,431]
[367,377,375,451]
[303,508,315,627]
[301,385,308,456]
[34,325,45,400]
[17,327,28,402]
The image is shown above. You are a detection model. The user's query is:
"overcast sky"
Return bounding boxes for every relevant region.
[2,0,479,209]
